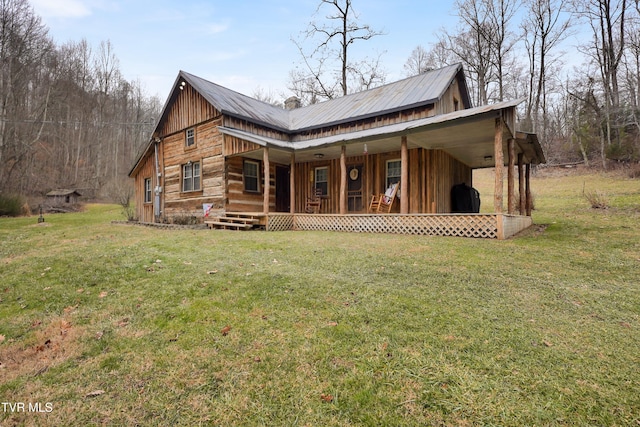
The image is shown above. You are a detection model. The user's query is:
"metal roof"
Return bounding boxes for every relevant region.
[129,64,544,176]
[180,63,468,133]
[182,71,291,131]
[218,99,539,168]
[288,63,468,130]
[46,189,81,197]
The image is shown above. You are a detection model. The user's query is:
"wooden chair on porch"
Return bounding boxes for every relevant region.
[369,182,399,213]
[305,188,323,214]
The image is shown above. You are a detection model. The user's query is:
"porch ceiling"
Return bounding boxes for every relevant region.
[218,99,545,168]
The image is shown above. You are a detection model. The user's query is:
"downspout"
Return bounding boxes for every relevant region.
[154,138,162,222]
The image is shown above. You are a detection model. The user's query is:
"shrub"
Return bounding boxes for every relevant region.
[583,189,609,209]
[0,194,26,217]
[172,215,199,225]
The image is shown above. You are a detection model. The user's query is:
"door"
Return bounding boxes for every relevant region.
[275,166,290,212]
[347,164,364,212]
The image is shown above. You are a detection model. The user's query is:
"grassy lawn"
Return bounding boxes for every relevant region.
[1,168,639,426]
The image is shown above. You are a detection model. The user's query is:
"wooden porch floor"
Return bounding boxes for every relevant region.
[216,212,533,239]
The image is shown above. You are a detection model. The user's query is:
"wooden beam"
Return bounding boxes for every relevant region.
[507,138,515,214]
[525,163,532,216]
[290,152,295,214]
[496,214,505,240]
[494,117,504,214]
[263,147,270,214]
[401,136,409,214]
[340,145,347,214]
[518,153,525,215]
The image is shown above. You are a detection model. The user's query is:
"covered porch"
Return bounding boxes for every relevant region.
[216,100,544,239]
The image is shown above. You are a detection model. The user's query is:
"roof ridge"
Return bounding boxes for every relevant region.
[177,63,465,133]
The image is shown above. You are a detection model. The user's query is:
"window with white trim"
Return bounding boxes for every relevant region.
[182,161,201,192]
[386,160,401,188]
[185,128,195,147]
[243,160,260,193]
[144,178,152,203]
[315,166,328,196]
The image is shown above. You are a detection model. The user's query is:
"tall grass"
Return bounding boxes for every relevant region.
[0,194,26,217]
[1,170,639,426]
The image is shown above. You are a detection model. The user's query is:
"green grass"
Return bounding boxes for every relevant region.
[1,169,639,426]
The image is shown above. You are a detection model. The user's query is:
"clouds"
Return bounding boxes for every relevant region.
[30,0,92,18]
[27,1,454,102]
[204,23,229,35]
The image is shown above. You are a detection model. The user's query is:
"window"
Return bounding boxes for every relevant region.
[243,160,260,193]
[144,178,152,203]
[386,160,401,188]
[315,166,328,196]
[185,128,195,147]
[182,161,201,192]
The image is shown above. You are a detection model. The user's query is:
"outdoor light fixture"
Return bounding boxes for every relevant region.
[484,155,493,162]
[179,81,186,90]
[314,153,324,159]
[363,143,368,155]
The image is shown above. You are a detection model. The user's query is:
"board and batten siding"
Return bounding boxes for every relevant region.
[291,148,471,214]
[132,151,156,223]
[159,84,220,137]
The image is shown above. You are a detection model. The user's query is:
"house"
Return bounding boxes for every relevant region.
[45,189,81,206]
[129,63,545,239]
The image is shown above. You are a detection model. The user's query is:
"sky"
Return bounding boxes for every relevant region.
[30,0,459,102]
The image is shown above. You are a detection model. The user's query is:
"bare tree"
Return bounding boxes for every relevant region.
[439,0,496,104]
[573,0,630,166]
[251,86,284,107]
[521,0,572,134]
[485,0,520,102]
[403,45,432,76]
[289,0,385,102]
[403,44,456,77]
[0,0,53,193]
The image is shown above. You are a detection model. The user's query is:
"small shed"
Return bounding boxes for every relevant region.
[46,189,81,205]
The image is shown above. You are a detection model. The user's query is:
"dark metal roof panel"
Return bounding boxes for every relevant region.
[289,63,462,130]
[181,71,291,131]
[180,63,463,132]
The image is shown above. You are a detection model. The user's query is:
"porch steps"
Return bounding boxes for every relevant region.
[205,213,262,230]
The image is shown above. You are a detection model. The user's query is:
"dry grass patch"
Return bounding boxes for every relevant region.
[0,315,85,382]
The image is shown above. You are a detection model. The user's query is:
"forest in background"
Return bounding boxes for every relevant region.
[287,0,640,171]
[1,0,639,209]
[0,0,161,203]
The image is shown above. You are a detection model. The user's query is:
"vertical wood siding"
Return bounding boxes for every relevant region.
[159,85,220,136]
[291,149,470,214]
[133,152,155,222]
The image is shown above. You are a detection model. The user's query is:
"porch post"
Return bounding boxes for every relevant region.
[525,163,532,216]
[400,136,409,214]
[263,147,270,214]
[518,153,525,215]
[494,117,504,214]
[340,145,347,214]
[507,138,515,214]
[290,152,295,214]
